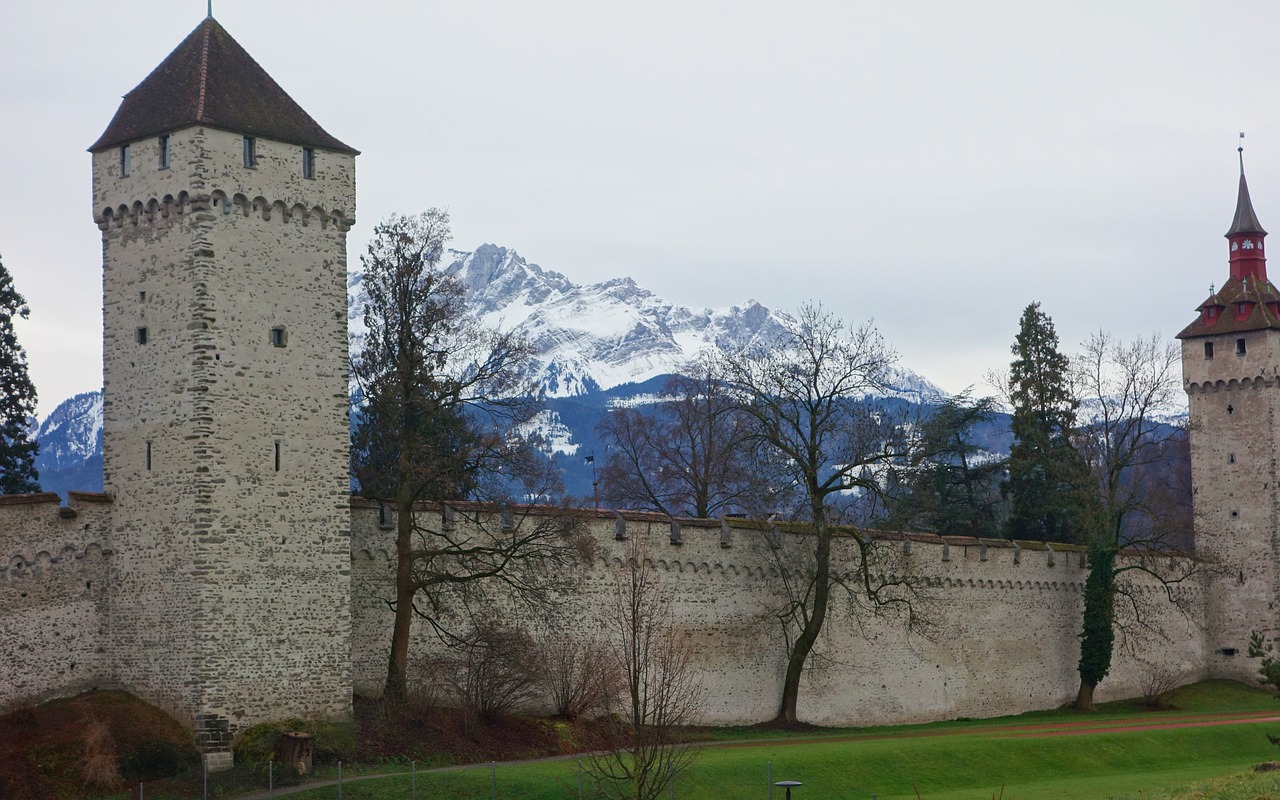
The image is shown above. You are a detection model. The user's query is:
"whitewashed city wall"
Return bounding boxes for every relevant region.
[0,495,1212,727]
[0,493,114,710]
[351,503,1209,726]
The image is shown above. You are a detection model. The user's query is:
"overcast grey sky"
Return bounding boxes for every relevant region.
[4,1,1280,417]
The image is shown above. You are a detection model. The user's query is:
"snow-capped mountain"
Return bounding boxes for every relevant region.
[354,243,944,400]
[33,391,104,498]
[39,243,946,498]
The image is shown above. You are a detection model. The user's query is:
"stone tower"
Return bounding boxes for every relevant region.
[88,17,357,765]
[1178,149,1280,684]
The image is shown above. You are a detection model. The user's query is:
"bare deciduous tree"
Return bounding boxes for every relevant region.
[1070,330,1196,710]
[597,365,755,517]
[589,541,704,800]
[716,303,929,724]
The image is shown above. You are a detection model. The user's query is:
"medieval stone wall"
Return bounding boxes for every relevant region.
[350,504,1208,727]
[0,493,114,710]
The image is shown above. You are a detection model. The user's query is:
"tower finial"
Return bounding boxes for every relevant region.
[207,0,212,18]
[1240,131,1246,174]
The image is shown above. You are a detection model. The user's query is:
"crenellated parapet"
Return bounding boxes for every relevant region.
[1184,374,1277,393]
[94,189,353,231]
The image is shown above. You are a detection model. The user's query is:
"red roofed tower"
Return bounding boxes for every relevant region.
[1178,147,1280,684]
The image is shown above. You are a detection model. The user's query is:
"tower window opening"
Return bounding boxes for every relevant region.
[243,136,256,168]
[271,326,287,347]
[1231,510,1240,518]
[1228,404,1235,415]
[274,441,281,472]
[136,326,149,345]
[139,291,146,302]
[120,144,131,176]
[302,147,315,179]
[146,442,152,471]
[1229,453,1237,464]
[1204,341,1214,359]
[158,134,170,169]
[1237,338,1247,355]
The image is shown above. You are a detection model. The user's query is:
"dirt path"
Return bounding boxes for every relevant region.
[236,710,1280,799]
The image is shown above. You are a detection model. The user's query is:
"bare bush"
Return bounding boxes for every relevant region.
[442,622,544,731]
[1140,663,1179,708]
[543,634,620,720]
[79,715,121,790]
[588,541,705,800]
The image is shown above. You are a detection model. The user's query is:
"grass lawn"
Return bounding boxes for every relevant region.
[264,681,1280,800]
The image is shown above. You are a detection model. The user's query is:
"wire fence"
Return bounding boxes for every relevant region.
[119,754,889,800]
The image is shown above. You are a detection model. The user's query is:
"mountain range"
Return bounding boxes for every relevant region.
[36,244,948,499]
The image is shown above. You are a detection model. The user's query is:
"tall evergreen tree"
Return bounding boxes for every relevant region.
[0,252,39,495]
[1004,303,1086,542]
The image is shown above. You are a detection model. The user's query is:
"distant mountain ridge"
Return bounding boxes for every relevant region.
[354,244,944,400]
[39,244,945,498]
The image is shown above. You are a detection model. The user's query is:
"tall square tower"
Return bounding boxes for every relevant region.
[89,17,357,765]
[1178,151,1280,683]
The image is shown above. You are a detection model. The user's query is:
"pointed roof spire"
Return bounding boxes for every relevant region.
[1227,139,1267,236]
[89,17,356,154]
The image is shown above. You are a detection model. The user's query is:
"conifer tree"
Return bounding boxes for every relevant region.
[1004,302,1086,542]
[0,252,39,495]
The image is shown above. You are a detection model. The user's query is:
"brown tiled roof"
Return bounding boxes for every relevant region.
[89,17,357,154]
[1177,275,1280,338]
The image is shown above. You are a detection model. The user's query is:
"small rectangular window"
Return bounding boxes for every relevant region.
[1237,337,1247,355]
[302,147,315,179]
[243,136,256,168]
[146,442,152,471]
[139,291,146,302]
[120,144,131,176]
[271,326,287,347]
[158,134,170,169]
[136,326,149,345]
[274,441,281,472]
[1204,341,1214,359]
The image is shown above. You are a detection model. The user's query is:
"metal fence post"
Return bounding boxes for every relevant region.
[491,761,497,799]
[412,759,417,800]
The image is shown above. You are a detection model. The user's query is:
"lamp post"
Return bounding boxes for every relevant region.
[774,780,803,800]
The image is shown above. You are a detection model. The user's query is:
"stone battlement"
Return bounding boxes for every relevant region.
[95,189,351,231]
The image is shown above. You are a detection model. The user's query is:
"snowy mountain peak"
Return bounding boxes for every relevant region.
[444,245,575,316]
[351,243,944,401]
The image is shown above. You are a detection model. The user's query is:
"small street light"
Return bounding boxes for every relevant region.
[774,780,803,800]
